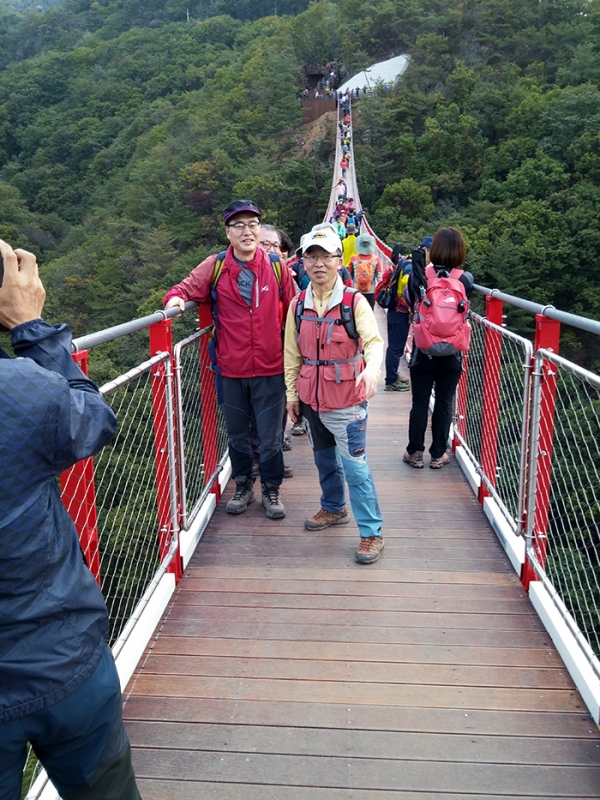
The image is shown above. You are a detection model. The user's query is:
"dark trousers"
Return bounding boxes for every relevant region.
[221,374,285,485]
[385,310,410,385]
[407,350,462,459]
[0,646,140,800]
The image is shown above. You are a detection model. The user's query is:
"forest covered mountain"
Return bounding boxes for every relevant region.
[0,0,599,367]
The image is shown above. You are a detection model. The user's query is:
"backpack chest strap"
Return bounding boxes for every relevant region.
[301,352,363,383]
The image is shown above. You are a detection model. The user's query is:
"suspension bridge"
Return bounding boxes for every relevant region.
[26,97,600,799]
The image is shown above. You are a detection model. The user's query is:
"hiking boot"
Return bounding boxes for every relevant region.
[384,380,409,392]
[262,482,286,519]
[283,435,292,452]
[290,421,306,436]
[430,452,450,469]
[226,477,255,514]
[304,508,350,531]
[394,375,410,387]
[403,450,424,469]
[283,464,294,479]
[355,536,385,564]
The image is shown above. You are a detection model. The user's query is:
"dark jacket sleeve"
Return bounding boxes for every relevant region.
[460,271,475,298]
[10,319,116,471]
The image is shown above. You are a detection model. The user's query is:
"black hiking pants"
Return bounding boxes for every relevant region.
[407,350,463,459]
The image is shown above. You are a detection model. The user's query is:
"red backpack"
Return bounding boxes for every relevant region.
[413,266,471,357]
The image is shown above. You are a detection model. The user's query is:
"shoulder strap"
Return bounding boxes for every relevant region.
[211,251,228,288]
[294,289,307,335]
[269,252,283,285]
[210,251,228,328]
[294,287,359,341]
[340,288,359,340]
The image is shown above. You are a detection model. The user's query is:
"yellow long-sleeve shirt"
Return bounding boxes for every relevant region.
[284,281,384,403]
[342,234,357,267]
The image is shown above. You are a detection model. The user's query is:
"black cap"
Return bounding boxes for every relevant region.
[223,199,261,224]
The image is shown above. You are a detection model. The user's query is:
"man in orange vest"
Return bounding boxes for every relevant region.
[284,228,385,564]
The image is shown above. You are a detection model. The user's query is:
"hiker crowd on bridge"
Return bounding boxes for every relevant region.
[0,80,474,800]
[163,192,473,560]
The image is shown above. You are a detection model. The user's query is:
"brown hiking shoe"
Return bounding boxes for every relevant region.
[283,464,294,478]
[226,477,255,514]
[261,482,286,519]
[430,452,450,469]
[403,450,424,469]
[304,508,350,531]
[355,536,384,564]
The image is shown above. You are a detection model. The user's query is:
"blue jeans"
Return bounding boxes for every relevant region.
[301,402,383,538]
[0,646,140,800]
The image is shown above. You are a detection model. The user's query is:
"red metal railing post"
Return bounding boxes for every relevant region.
[521,315,561,589]
[149,319,182,582]
[478,296,504,504]
[198,304,222,503]
[60,350,101,585]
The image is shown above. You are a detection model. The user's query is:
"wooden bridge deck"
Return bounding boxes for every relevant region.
[123,320,600,798]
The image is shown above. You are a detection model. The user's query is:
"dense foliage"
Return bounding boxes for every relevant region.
[0,0,599,369]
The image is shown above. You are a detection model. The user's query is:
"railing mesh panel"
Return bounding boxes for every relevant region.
[459,320,484,463]
[94,371,164,645]
[177,330,229,527]
[538,356,600,657]
[458,316,531,527]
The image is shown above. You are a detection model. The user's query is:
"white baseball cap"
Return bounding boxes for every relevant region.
[301,227,343,255]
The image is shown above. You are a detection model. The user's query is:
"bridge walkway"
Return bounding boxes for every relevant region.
[122,311,600,798]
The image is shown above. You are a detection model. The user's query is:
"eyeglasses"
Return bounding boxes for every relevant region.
[227,221,260,232]
[303,253,340,264]
[260,241,281,252]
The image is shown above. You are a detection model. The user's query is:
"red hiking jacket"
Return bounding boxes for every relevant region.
[164,246,295,378]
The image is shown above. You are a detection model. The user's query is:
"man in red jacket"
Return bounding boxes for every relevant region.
[164,199,295,519]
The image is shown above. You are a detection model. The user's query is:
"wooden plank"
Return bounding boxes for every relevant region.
[170,591,533,615]
[194,539,507,558]
[128,674,586,713]
[134,780,587,800]
[147,636,565,668]
[156,619,554,648]
[191,555,515,572]
[124,696,599,739]
[127,720,600,765]
[136,653,570,689]
[155,604,547,631]
[182,566,520,585]
[177,577,527,599]
[130,749,600,795]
